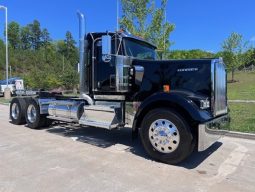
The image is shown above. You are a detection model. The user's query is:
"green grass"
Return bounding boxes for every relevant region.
[0,97,10,105]
[228,71,255,100]
[63,93,79,97]
[228,103,255,133]
[227,72,255,133]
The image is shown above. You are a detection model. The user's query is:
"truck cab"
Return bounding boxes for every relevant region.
[9,12,229,164]
[86,32,156,95]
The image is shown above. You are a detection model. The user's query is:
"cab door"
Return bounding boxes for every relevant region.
[93,38,123,93]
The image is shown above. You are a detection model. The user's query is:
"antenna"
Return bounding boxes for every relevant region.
[117,0,119,31]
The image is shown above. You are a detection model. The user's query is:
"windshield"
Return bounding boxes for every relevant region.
[124,38,156,60]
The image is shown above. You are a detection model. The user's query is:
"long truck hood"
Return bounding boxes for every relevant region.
[131,58,228,117]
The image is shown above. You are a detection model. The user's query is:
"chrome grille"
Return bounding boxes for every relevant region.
[212,59,228,116]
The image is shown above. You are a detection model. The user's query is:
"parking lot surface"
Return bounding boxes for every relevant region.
[0,104,255,192]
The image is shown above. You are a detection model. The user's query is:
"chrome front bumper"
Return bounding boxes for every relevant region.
[198,114,230,151]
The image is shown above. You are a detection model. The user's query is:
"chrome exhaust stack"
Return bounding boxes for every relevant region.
[77,11,93,105]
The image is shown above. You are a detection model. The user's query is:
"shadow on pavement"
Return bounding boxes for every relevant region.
[46,124,150,160]
[178,142,222,169]
[46,124,222,168]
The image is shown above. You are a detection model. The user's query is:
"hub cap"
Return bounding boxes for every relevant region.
[11,103,19,120]
[149,119,180,153]
[27,105,36,123]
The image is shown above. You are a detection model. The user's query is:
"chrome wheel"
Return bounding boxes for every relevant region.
[27,105,37,123]
[11,103,19,120]
[149,119,180,153]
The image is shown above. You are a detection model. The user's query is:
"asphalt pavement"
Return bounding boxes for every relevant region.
[0,104,255,192]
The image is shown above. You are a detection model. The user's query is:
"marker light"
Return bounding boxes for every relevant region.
[163,85,170,93]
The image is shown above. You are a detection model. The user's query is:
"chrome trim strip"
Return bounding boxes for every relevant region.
[211,60,215,114]
[94,95,126,101]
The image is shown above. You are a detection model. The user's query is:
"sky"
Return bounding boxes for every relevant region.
[0,0,254,52]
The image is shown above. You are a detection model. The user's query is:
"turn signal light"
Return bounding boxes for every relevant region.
[163,85,170,93]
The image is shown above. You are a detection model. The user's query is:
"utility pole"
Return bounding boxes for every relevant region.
[0,5,11,99]
[0,5,8,86]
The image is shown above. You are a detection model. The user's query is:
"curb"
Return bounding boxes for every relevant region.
[225,131,255,140]
[229,100,255,103]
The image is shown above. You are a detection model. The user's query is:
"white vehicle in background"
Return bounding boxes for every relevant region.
[0,78,24,97]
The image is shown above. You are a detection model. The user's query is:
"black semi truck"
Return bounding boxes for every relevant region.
[9,12,229,164]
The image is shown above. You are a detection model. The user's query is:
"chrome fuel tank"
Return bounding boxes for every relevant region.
[48,100,85,122]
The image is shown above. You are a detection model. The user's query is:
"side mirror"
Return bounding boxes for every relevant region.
[102,35,112,62]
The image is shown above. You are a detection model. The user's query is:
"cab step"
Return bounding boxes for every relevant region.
[79,105,122,130]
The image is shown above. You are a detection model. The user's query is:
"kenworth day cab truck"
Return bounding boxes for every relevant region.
[9,12,229,164]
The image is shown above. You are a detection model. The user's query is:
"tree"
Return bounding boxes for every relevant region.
[0,18,81,90]
[64,31,77,62]
[242,48,255,70]
[41,28,52,47]
[29,20,42,50]
[167,49,215,59]
[20,26,32,49]
[221,32,252,82]
[120,0,175,58]
[7,22,21,49]
[40,28,53,63]
[60,31,78,68]
[60,66,79,90]
[56,40,66,55]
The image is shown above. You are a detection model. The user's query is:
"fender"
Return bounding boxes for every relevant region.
[132,92,213,136]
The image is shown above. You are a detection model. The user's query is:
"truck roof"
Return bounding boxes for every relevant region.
[87,31,157,49]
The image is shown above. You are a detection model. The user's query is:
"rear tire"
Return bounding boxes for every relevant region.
[25,99,46,129]
[10,98,26,125]
[140,108,195,164]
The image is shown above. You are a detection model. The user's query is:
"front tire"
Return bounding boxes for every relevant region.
[140,108,195,164]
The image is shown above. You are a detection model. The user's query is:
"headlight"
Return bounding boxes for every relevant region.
[200,99,210,109]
